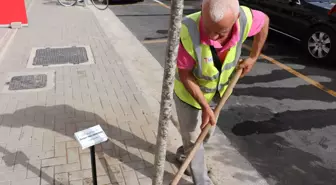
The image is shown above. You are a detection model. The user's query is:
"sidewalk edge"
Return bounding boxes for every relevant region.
[0,29,18,65]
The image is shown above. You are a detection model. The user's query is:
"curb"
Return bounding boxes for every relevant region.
[0,29,18,64]
[0,0,34,64]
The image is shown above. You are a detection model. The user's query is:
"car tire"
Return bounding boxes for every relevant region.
[303,26,336,64]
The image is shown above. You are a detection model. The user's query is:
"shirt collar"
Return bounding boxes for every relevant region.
[199,16,240,50]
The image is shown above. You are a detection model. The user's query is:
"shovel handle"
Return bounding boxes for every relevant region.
[170,68,243,185]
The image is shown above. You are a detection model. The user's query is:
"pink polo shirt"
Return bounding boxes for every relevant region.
[177,9,266,70]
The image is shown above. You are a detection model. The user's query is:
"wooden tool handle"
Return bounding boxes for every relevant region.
[170,68,243,185]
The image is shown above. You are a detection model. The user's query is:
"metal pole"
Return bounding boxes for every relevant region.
[152,0,184,184]
[90,146,98,185]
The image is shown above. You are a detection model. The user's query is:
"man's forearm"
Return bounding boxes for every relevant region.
[180,72,209,109]
[250,15,269,60]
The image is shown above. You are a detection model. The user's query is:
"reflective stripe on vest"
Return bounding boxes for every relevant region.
[175,72,229,93]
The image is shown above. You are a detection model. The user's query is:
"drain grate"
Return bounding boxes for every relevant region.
[7,74,47,90]
[33,46,89,66]
[27,45,94,68]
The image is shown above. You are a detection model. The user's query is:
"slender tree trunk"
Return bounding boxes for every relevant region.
[153,0,184,184]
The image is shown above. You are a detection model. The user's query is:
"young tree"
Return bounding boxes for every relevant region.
[152,0,184,184]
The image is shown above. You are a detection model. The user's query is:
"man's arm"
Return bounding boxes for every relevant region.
[176,43,216,127]
[239,12,269,77]
[249,15,269,60]
[176,43,209,109]
[178,69,216,128]
[178,69,209,109]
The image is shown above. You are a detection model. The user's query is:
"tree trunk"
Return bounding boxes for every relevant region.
[152,0,184,184]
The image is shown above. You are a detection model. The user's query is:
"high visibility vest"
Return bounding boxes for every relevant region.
[174,6,253,109]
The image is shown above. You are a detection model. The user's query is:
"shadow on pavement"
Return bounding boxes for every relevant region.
[108,0,144,5]
[183,8,201,15]
[212,67,336,184]
[0,146,62,184]
[215,104,336,185]
[144,36,168,40]
[232,109,336,136]
[210,45,336,184]
[238,67,297,84]
[234,60,335,102]
[234,85,335,102]
[253,33,336,92]
[0,105,189,184]
[157,30,168,34]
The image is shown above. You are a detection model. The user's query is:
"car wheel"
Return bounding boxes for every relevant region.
[304,26,335,64]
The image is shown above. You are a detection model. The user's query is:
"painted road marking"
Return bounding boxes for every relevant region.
[142,38,168,44]
[242,45,336,97]
[143,0,336,98]
[152,0,171,9]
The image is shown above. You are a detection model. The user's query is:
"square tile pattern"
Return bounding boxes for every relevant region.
[2,71,55,93]
[7,74,47,90]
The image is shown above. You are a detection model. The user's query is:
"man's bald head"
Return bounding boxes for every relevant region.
[201,0,240,41]
[202,0,240,22]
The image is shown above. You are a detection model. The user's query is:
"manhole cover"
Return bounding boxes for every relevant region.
[33,46,88,66]
[8,74,47,90]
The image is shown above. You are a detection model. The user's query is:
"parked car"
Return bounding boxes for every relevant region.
[239,0,336,64]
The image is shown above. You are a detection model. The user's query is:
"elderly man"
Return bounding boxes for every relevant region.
[173,0,269,184]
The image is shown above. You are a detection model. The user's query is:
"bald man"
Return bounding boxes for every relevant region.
[173,0,269,184]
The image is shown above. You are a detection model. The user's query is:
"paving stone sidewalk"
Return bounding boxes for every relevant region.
[0,0,192,184]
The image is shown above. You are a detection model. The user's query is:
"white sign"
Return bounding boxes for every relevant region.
[74,125,108,149]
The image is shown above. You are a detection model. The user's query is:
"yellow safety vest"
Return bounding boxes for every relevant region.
[174,6,253,109]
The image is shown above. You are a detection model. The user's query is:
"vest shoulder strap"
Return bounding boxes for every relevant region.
[180,12,202,62]
[239,6,253,42]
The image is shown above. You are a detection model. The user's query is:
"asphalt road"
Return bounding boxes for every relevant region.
[110,1,336,184]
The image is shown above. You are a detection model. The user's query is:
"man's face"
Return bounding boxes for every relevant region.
[201,5,238,43]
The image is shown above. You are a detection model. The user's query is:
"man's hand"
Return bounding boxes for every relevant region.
[200,106,216,129]
[238,57,257,78]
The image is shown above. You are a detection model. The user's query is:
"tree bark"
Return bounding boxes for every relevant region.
[152,0,184,184]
